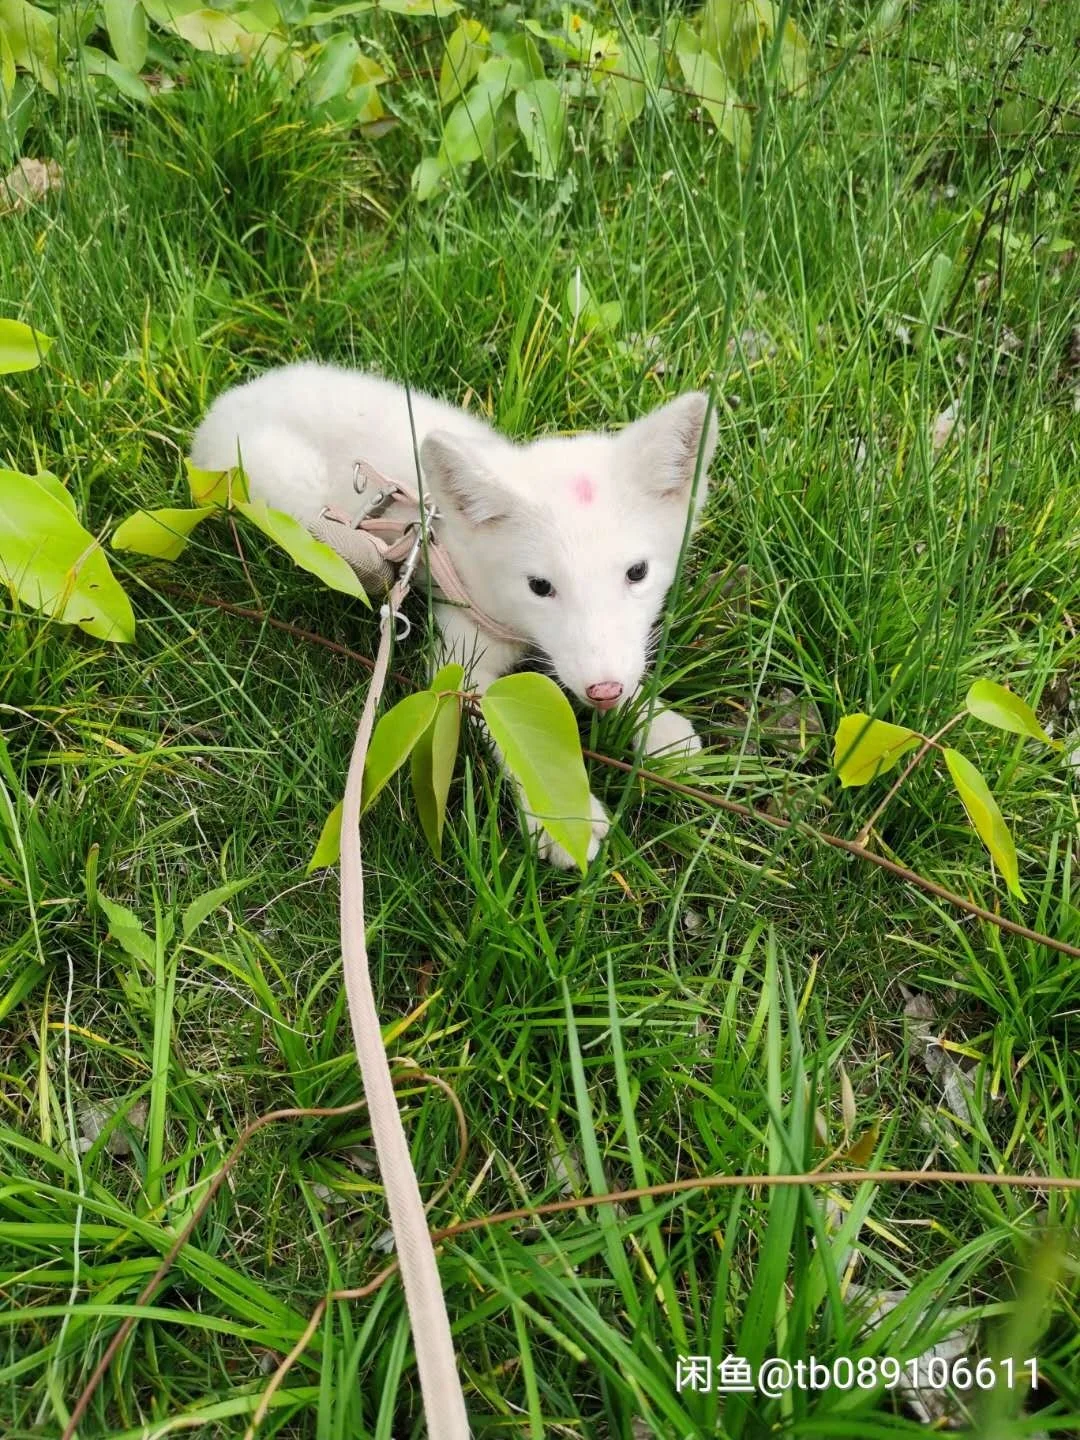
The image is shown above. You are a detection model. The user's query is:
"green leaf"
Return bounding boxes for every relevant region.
[676,44,751,160]
[25,471,75,515]
[439,77,502,167]
[514,78,565,180]
[564,269,621,334]
[965,679,1058,748]
[181,879,252,940]
[502,32,544,83]
[833,714,921,788]
[362,691,439,812]
[306,30,359,107]
[0,469,136,642]
[235,499,370,603]
[0,318,51,374]
[412,154,449,201]
[523,8,619,67]
[307,800,343,873]
[186,460,249,507]
[943,747,1025,900]
[479,672,592,873]
[601,37,658,145]
[103,0,148,72]
[439,17,488,105]
[97,895,155,965]
[378,0,461,12]
[163,8,265,53]
[410,663,464,858]
[112,506,216,562]
[81,45,151,102]
[0,0,60,93]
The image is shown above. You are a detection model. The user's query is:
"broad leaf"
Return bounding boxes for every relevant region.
[0,0,59,93]
[0,318,51,373]
[308,800,343,873]
[515,78,565,179]
[186,461,249,507]
[601,37,658,145]
[480,672,592,872]
[943,747,1024,900]
[164,8,265,53]
[181,879,252,940]
[97,895,155,965]
[676,44,751,160]
[565,269,621,334]
[523,8,619,67]
[0,469,135,642]
[439,18,489,105]
[410,662,464,857]
[306,30,358,107]
[362,691,439,812]
[302,0,460,15]
[81,46,151,102]
[412,155,449,200]
[103,0,148,72]
[26,470,75,515]
[236,499,370,602]
[964,679,1057,748]
[112,506,216,562]
[833,714,921,788]
[439,78,502,167]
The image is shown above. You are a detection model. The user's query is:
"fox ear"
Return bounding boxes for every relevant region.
[420,431,515,527]
[621,392,717,520]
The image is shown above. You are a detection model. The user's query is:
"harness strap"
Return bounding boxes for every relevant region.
[338,566,471,1438]
[316,463,526,646]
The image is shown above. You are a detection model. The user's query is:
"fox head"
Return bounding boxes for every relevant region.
[419,392,717,710]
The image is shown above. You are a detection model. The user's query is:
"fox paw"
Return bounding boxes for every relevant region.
[639,707,702,762]
[528,792,610,869]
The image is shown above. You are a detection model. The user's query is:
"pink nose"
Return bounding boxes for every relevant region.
[585,681,623,712]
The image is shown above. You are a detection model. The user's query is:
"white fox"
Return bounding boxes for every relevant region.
[191,362,717,867]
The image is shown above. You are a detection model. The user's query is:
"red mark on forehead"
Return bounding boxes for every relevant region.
[571,473,595,505]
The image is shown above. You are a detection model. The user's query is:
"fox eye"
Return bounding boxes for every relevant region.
[626,561,648,583]
[528,576,555,597]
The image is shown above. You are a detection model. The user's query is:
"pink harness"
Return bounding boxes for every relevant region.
[310,460,525,644]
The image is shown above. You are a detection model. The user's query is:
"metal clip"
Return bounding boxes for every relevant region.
[379,601,411,642]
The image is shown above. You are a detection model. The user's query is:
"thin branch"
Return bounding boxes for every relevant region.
[854,711,966,848]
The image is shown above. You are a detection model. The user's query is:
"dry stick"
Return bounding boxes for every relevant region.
[250,1164,1080,1434]
[583,750,1080,961]
[61,1069,469,1440]
[156,589,1079,961]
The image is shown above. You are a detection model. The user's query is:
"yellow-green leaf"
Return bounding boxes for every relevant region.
[675,44,751,161]
[112,506,216,562]
[185,461,249,507]
[0,318,51,374]
[943,747,1024,900]
[235,499,370,603]
[0,469,135,642]
[833,714,921,788]
[362,691,439,812]
[26,470,74,514]
[515,77,565,179]
[104,0,148,72]
[409,662,465,858]
[307,800,343,873]
[480,672,592,872]
[0,0,59,93]
[439,18,489,105]
[965,679,1058,748]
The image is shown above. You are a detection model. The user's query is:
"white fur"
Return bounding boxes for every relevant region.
[191,361,716,867]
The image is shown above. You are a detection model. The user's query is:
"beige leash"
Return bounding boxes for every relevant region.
[335,521,470,1435]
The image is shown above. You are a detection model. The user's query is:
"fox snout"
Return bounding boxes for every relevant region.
[585,681,624,712]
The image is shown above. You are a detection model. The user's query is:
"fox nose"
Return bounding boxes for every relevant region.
[585,681,623,712]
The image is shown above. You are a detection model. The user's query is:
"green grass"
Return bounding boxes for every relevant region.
[2,2,1079,1436]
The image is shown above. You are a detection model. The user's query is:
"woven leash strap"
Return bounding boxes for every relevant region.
[339,568,470,1437]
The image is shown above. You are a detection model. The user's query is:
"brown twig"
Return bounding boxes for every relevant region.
[62,1065,468,1440]
[249,1164,1080,1437]
[582,750,1080,960]
[853,712,966,849]
[150,588,1078,960]
[152,582,413,686]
